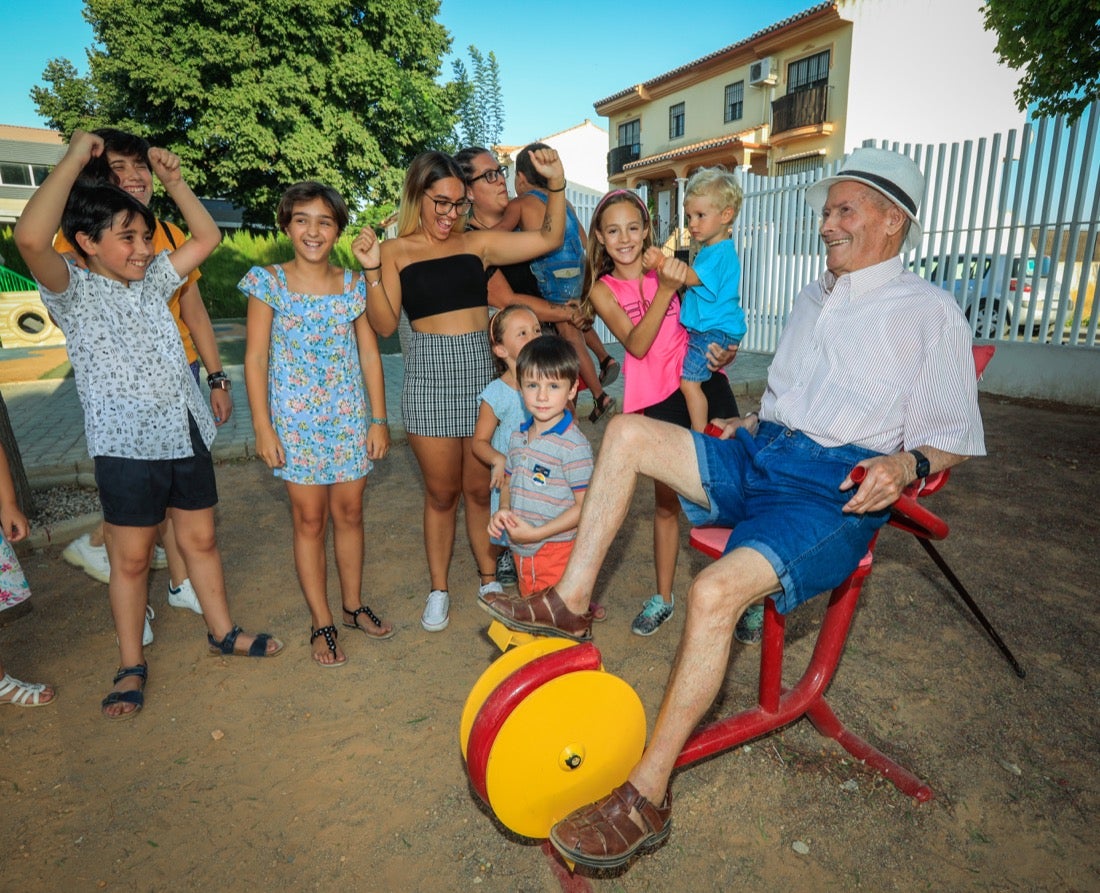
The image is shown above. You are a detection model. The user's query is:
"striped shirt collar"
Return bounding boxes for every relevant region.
[821,255,904,298]
[520,410,575,436]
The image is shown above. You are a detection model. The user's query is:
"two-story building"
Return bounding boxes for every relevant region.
[0,125,66,227]
[596,0,1025,244]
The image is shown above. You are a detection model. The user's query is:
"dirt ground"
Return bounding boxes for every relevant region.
[2,395,1098,892]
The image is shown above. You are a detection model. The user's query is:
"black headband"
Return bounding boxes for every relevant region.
[840,169,918,216]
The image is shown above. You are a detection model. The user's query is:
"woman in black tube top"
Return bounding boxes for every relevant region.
[353,149,567,633]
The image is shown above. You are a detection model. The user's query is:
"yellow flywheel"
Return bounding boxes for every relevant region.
[459,631,577,759]
[483,669,645,840]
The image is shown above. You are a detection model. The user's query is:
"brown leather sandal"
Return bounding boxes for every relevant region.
[549,781,672,869]
[478,585,593,641]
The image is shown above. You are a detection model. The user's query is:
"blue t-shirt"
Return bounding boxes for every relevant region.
[679,239,747,340]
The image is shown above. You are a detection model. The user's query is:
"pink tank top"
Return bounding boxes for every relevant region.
[599,270,688,413]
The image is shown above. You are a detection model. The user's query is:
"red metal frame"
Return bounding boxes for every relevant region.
[684,528,933,801]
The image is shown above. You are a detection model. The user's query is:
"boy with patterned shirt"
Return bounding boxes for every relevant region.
[14,130,283,721]
[488,335,593,597]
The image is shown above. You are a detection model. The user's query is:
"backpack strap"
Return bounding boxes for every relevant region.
[159,219,178,249]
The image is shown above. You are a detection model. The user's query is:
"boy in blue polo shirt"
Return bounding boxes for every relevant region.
[488,335,593,597]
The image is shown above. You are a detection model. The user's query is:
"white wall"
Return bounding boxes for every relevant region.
[538,120,610,194]
[839,0,1026,151]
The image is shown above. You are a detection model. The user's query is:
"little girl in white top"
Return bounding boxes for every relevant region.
[472,305,541,593]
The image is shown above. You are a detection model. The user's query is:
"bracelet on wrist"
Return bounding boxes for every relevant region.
[363,264,381,271]
[370,416,388,426]
[207,371,231,391]
[547,183,566,193]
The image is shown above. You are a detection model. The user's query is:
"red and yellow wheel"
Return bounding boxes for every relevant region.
[461,625,646,840]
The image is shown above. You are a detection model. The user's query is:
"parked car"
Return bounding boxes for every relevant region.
[913,254,1073,337]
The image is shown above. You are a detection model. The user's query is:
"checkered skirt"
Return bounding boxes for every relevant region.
[401,329,495,437]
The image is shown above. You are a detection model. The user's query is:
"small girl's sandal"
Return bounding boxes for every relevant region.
[588,392,616,423]
[1,673,56,708]
[310,625,348,668]
[342,605,395,640]
[100,664,146,721]
[208,624,285,658]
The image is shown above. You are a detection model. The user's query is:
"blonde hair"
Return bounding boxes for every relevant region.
[580,190,654,324]
[685,166,743,219]
[488,304,539,375]
[396,151,468,237]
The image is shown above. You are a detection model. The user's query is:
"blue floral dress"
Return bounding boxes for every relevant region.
[238,265,373,485]
[0,531,31,613]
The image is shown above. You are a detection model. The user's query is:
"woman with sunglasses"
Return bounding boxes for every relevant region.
[354,149,567,633]
[455,147,579,330]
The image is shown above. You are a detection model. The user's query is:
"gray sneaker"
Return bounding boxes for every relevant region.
[421,590,449,632]
[735,603,765,645]
[631,594,674,637]
[495,550,518,587]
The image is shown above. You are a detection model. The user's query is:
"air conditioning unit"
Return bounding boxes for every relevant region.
[749,57,777,86]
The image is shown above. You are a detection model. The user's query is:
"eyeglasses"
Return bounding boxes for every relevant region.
[468,166,507,185]
[429,195,473,216]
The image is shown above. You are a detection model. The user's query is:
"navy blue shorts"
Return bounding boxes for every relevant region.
[95,414,218,527]
[643,372,739,428]
[679,421,890,613]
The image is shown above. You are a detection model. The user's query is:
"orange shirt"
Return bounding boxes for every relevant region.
[53,220,201,364]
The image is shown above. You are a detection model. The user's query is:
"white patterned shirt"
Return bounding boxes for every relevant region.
[39,252,216,460]
[760,256,985,455]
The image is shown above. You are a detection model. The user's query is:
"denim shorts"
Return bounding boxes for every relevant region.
[683,328,742,382]
[95,413,218,527]
[679,421,889,614]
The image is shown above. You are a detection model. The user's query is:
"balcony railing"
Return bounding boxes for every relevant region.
[608,143,641,176]
[771,83,829,135]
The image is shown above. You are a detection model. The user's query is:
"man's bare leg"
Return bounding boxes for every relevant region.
[551,414,707,613]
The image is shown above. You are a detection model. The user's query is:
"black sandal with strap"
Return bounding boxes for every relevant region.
[342,605,395,640]
[588,392,616,423]
[310,624,348,668]
[207,624,285,658]
[101,663,147,721]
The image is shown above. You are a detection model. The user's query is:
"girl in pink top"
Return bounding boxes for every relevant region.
[581,190,739,636]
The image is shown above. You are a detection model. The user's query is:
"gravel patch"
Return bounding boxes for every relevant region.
[28,484,101,527]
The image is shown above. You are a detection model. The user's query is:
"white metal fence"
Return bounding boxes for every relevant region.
[734,102,1100,353]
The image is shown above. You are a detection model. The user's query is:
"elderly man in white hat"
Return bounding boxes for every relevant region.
[481,147,986,869]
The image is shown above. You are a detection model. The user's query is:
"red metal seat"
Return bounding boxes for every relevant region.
[684,344,1016,801]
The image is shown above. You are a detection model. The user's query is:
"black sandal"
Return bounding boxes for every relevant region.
[207,624,285,658]
[588,392,616,423]
[310,625,348,668]
[342,605,395,640]
[599,355,621,387]
[101,663,147,721]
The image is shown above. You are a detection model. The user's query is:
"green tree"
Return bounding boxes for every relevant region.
[982,0,1100,120]
[32,0,460,224]
[452,45,504,147]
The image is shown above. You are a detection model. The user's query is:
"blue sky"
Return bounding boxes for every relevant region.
[3,0,811,145]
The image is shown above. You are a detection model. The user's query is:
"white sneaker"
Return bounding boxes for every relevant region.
[478,580,504,598]
[62,533,111,584]
[118,605,155,647]
[151,545,168,570]
[421,590,450,632]
[167,578,203,615]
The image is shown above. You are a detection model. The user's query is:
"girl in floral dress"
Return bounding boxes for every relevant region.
[0,442,56,706]
[242,182,394,668]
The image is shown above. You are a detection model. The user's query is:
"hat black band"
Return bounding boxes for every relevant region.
[842,169,917,215]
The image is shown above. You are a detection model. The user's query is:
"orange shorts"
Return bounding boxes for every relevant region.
[516,540,574,597]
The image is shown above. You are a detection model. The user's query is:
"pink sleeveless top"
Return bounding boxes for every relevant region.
[599,270,688,413]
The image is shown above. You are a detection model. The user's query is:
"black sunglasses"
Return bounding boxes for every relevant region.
[469,166,507,185]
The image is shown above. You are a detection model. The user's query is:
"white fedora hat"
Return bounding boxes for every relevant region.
[805,147,925,253]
